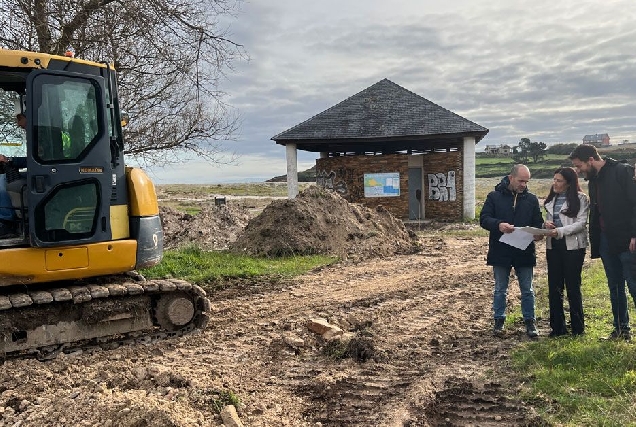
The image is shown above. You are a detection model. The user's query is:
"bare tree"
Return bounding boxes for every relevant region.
[0,0,245,165]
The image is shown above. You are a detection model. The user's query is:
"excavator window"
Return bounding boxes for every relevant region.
[0,90,26,156]
[33,179,99,240]
[34,78,101,164]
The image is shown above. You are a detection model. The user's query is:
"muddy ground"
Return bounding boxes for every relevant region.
[0,188,549,426]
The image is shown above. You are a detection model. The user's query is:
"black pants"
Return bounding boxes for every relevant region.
[546,238,586,335]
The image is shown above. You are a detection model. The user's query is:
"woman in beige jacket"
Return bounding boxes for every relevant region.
[544,167,589,336]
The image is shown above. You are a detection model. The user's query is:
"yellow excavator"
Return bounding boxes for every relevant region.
[0,49,210,359]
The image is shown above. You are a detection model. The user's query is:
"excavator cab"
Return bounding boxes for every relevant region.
[0,49,210,359]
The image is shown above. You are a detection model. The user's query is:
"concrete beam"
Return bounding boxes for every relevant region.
[462,136,476,220]
[286,143,298,198]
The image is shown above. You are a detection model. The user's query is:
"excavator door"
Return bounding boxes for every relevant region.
[25,69,112,247]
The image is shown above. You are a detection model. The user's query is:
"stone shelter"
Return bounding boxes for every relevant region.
[271,79,489,221]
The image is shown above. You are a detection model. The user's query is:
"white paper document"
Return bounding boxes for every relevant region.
[499,229,534,250]
[514,226,552,236]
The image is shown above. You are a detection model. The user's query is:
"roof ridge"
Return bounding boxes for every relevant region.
[272,78,488,142]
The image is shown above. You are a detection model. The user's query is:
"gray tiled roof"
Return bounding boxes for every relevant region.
[272,79,488,143]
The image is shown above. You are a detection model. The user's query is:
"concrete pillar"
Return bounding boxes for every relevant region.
[286,143,298,199]
[462,136,476,220]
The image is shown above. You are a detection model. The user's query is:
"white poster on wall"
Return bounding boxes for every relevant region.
[364,172,400,197]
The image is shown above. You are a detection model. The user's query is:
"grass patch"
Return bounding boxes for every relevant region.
[140,245,336,285]
[444,227,489,238]
[161,200,203,215]
[511,259,636,425]
[322,335,377,362]
[210,389,241,414]
[322,339,350,360]
[415,227,488,238]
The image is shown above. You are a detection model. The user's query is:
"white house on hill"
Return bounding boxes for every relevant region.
[484,144,511,156]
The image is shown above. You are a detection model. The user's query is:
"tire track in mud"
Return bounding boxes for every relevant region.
[291,271,531,425]
[201,235,540,426]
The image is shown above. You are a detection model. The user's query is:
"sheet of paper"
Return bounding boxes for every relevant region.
[514,226,551,236]
[499,229,534,250]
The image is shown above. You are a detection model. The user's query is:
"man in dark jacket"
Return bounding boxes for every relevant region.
[570,144,636,340]
[480,164,544,338]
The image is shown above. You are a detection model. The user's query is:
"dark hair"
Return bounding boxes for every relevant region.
[569,144,600,162]
[544,167,583,217]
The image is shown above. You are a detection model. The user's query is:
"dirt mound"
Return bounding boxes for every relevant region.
[0,359,210,426]
[160,204,251,250]
[159,187,419,259]
[229,186,420,259]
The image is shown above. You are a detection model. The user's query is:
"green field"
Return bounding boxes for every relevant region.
[477,145,636,179]
[477,154,572,178]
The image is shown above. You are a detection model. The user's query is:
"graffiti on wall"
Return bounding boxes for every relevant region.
[428,171,456,201]
[316,169,349,197]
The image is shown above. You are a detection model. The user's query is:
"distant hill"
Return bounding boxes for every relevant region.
[267,165,316,182]
[266,145,636,182]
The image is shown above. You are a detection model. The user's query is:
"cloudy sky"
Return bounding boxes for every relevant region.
[146,0,636,184]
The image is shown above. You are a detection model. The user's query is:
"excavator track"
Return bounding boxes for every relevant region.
[0,276,211,361]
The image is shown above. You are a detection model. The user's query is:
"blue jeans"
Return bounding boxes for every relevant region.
[493,265,535,320]
[599,232,636,331]
[0,190,14,221]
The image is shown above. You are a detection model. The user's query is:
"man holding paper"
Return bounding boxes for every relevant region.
[480,164,544,338]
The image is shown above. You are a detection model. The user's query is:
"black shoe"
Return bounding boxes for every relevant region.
[493,318,505,337]
[607,329,631,341]
[525,319,539,338]
[549,330,568,338]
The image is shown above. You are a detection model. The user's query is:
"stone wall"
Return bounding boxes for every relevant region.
[315,150,465,220]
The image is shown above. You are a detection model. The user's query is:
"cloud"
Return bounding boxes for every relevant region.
[149,0,636,182]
